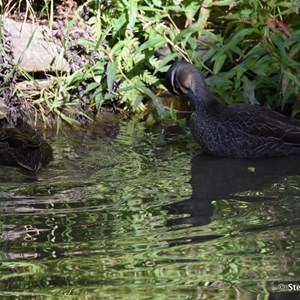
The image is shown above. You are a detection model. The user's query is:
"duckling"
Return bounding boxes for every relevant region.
[0,126,52,172]
[165,60,300,158]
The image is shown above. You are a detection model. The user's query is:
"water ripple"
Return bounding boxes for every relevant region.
[0,120,299,299]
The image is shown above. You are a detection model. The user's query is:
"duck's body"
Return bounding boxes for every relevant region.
[0,126,52,172]
[165,61,300,158]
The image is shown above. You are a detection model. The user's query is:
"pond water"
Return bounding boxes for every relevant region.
[0,116,300,299]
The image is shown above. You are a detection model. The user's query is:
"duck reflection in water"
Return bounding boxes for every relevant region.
[164,153,300,228]
[0,125,52,173]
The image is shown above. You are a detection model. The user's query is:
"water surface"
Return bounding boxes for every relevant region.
[0,117,300,299]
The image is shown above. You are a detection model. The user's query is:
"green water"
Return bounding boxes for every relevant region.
[0,118,300,299]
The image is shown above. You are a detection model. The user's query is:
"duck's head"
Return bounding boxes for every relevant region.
[164,61,209,106]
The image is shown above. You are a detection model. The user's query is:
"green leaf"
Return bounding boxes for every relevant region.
[153,0,162,7]
[207,0,234,6]
[154,53,179,75]
[132,94,144,112]
[203,47,217,63]
[134,36,166,56]
[86,82,100,92]
[243,76,257,105]
[213,54,227,74]
[137,85,165,117]
[173,24,202,44]
[107,61,118,93]
[94,25,113,51]
[112,13,127,37]
[127,0,138,29]
[94,92,104,110]
[73,39,95,47]
[111,40,127,57]
[223,28,257,53]
[206,73,232,87]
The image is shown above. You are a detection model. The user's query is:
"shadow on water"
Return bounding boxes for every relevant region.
[165,153,300,228]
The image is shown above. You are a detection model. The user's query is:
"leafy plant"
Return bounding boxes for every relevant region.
[79,0,300,122]
[1,0,300,130]
[203,0,300,113]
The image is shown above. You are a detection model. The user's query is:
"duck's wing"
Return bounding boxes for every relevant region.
[252,105,300,127]
[226,105,300,145]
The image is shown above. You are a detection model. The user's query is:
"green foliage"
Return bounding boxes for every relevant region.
[72,0,212,120]
[2,0,300,129]
[81,0,300,122]
[203,0,300,113]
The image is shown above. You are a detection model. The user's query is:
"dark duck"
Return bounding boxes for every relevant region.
[165,60,300,158]
[0,125,52,172]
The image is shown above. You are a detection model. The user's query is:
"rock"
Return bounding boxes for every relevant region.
[16,79,52,96]
[2,17,69,72]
